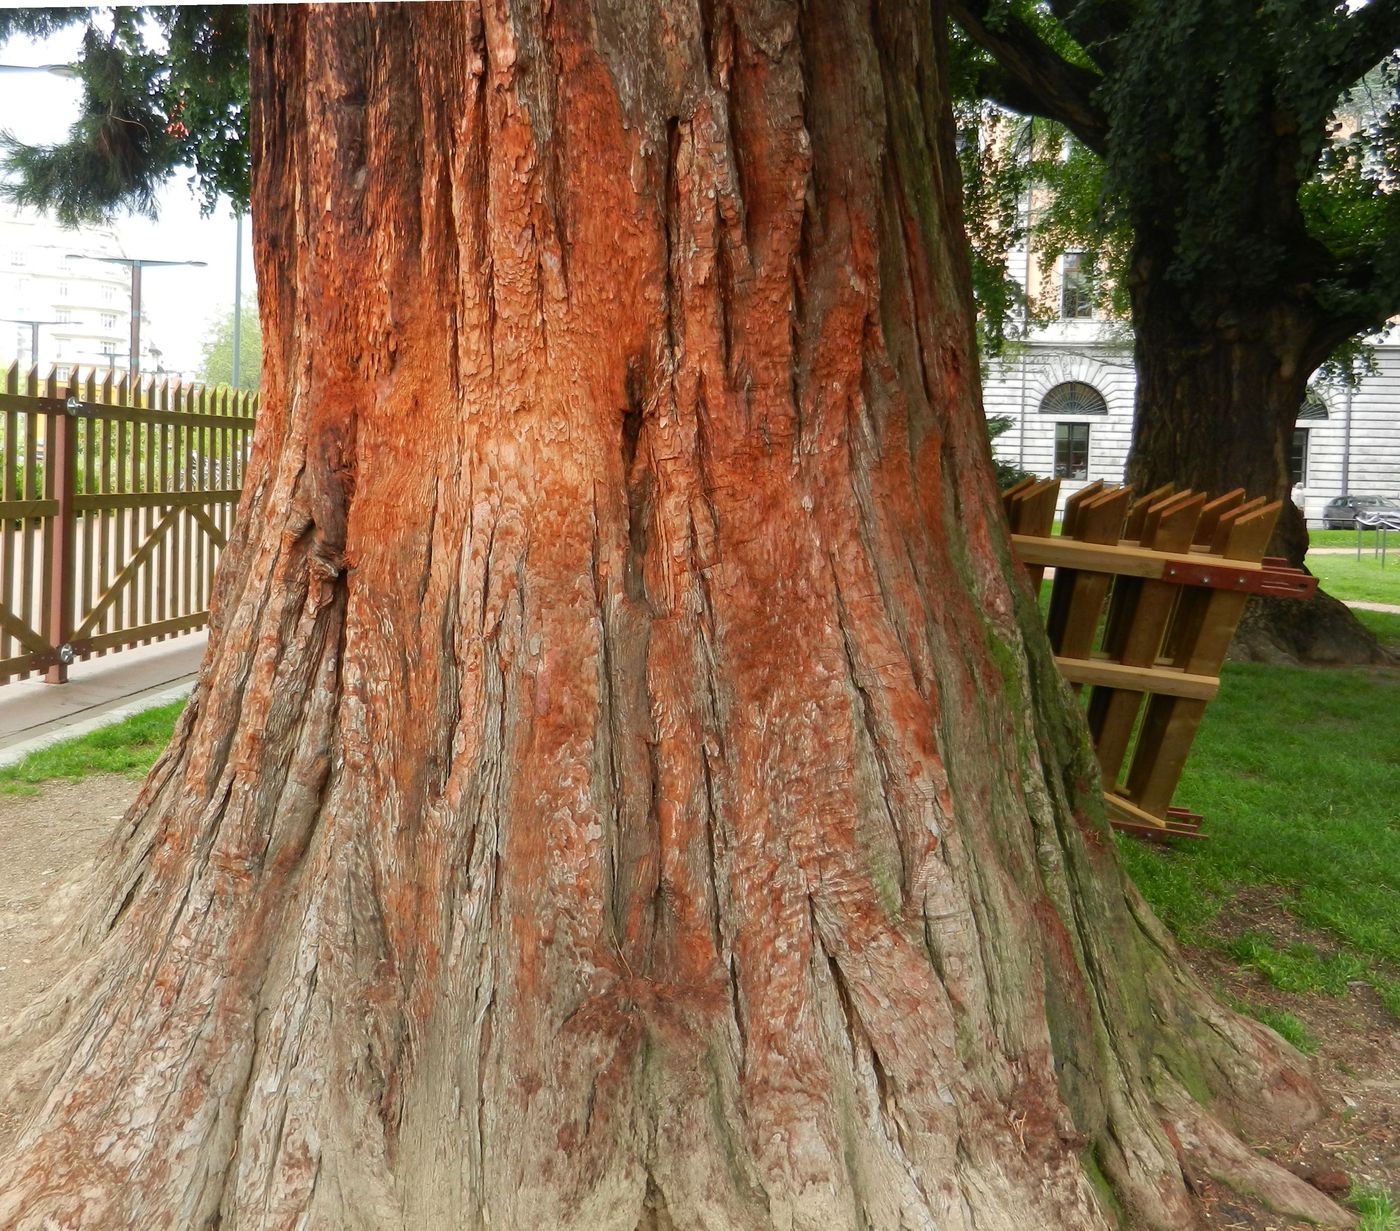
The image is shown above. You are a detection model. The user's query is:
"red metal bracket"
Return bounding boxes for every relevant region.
[1161,557,1318,599]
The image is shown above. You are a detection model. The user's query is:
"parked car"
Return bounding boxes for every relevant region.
[1321,494,1399,529]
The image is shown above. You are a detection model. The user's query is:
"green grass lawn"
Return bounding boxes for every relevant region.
[1309,552,1400,606]
[1356,608,1400,653]
[1118,660,1400,1020]
[0,700,184,793]
[1309,528,1379,548]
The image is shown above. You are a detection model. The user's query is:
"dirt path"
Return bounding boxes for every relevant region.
[0,779,1394,1225]
[0,776,136,1155]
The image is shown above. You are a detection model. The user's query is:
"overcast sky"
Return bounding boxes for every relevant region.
[0,22,255,377]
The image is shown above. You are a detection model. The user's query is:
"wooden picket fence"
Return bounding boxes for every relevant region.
[0,363,256,684]
[1005,476,1317,838]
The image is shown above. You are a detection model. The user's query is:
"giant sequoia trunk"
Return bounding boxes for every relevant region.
[0,5,1357,1228]
[1125,240,1388,665]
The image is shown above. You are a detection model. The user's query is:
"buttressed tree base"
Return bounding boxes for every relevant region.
[0,4,1355,1228]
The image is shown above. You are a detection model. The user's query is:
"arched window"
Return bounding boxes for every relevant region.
[1040,382,1105,481]
[1294,392,1327,483]
[1298,389,1328,420]
[1038,381,1108,416]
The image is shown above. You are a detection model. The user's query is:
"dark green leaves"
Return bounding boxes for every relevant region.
[0,6,249,224]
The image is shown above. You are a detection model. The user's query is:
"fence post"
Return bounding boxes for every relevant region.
[44,392,77,685]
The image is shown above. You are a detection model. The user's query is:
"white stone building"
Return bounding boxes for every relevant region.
[982,254,1400,524]
[0,204,154,374]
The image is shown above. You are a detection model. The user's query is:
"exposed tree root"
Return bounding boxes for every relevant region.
[1233,591,1395,667]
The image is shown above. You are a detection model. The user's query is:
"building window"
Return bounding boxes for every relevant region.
[58,283,68,297]
[55,308,73,324]
[1055,423,1091,480]
[101,313,117,330]
[102,285,115,302]
[1060,251,1095,319]
[9,250,25,267]
[1039,381,1108,416]
[1291,428,1309,487]
[1298,389,1328,421]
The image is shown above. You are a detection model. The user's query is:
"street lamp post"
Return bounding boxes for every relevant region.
[65,254,207,385]
[0,317,63,369]
[0,63,79,78]
[232,213,244,388]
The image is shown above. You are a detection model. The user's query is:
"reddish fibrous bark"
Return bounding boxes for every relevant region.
[0,4,1355,1228]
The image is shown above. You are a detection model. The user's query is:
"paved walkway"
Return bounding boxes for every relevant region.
[0,634,206,768]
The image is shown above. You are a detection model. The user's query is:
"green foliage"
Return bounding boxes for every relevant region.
[1026,132,1131,322]
[953,0,1400,364]
[985,413,1030,488]
[0,6,249,224]
[953,101,1034,360]
[199,297,262,392]
[952,101,1130,358]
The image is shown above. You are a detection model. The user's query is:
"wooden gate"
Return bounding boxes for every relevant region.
[1005,477,1317,838]
[0,364,256,684]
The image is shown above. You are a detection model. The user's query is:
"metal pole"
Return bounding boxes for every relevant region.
[1017,119,1032,473]
[44,401,77,684]
[232,213,243,388]
[1340,382,1354,495]
[2,319,61,369]
[129,262,142,386]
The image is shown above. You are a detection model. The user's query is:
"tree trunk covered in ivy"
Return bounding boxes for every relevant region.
[0,3,1356,1228]
[1124,233,1389,666]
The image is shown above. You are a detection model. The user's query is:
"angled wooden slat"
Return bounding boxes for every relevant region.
[188,502,227,548]
[1124,501,1280,818]
[1088,491,1206,788]
[1054,657,1219,701]
[1046,486,1132,662]
[1192,487,1246,548]
[83,611,207,652]
[1005,477,1061,593]
[1060,480,1106,539]
[1123,483,1175,540]
[0,604,47,654]
[1001,476,1036,510]
[73,504,182,640]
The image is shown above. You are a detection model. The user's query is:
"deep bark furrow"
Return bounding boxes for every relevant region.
[0,3,1354,1229]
